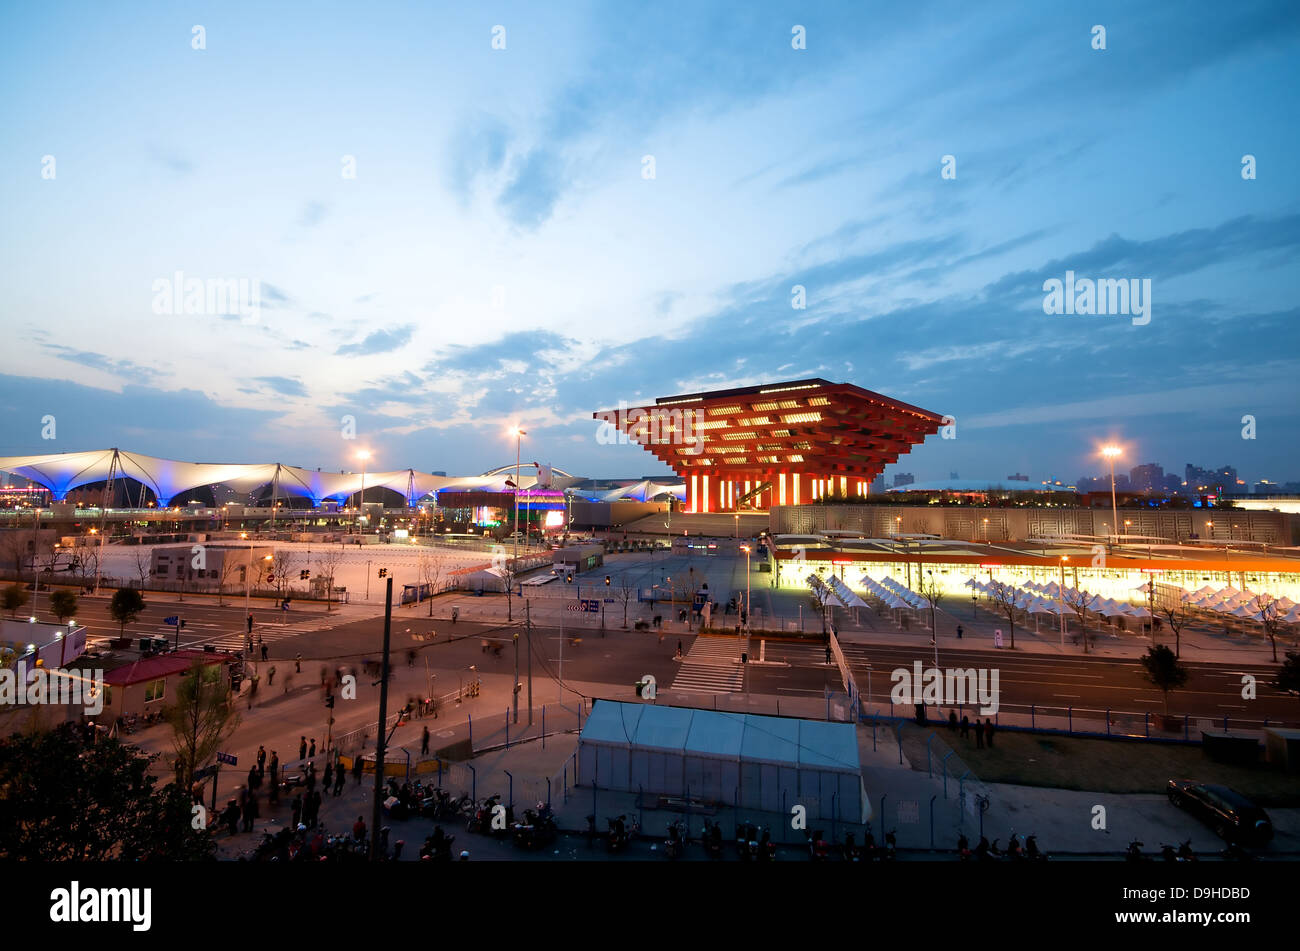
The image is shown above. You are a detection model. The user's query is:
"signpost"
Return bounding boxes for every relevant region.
[209,752,237,813]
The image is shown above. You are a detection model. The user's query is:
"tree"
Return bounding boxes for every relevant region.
[615,584,635,629]
[1140,644,1188,716]
[918,570,943,633]
[1158,596,1193,659]
[1060,587,1095,654]
[2,583,29,618]
[417,553,444,617]
[1276,651,1300,709]
[0,722,215,860]
[1252,593,1285,663]
[109,586,146,637]
[316,546,343,613]
[0,532,26,575]
[217,551,242,606]
[986,580,1019,649]
[272,550,292,597]
[49,589,78,623]
[133,548,151,589]
[164,657,240,790]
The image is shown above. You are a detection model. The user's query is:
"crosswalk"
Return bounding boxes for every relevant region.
[671,637,746,693]
[186,617,334,652]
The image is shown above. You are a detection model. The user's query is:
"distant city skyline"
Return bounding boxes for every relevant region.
[2,2,1298,482]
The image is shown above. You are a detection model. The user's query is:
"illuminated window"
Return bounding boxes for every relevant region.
[737,417,771,426]
[778,399,801,409]
[750,401,779,412]
[144,678,165,703]
[809,396,830,406]
[782,412,822,424]
[771,429,791,437]
[695,421,731,430]
[722,432,756,441]
[788,454,805,463]
[707,405,742,416]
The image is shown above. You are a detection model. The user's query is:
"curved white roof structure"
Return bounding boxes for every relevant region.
[0,449,580,507]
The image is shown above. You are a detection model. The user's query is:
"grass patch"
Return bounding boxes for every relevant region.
[899,725,1300,806]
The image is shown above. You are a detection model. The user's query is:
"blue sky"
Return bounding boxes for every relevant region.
[1,0,1298,485]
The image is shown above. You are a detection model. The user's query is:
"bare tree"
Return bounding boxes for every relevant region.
[986,580,1019,649]
[615,584,636,629]
[417,553,444,617]
[1060,587,1095,654]
[164,657,240,789]
[71,546,100,592]
[917,570,943,632]
[1253,593,1286,663]
[272,550,292,597]
[217,552,242,607]
[498,553,519,622]
[1158,596,1193,659]
[133,548,151,589]
[0,533,27,577]
[316,546,343,613]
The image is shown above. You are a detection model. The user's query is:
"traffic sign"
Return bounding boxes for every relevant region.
[163,616,179,625]
[216,751,237,766]
[193,765,218,780]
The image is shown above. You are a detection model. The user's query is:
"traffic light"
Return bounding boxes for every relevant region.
[300,569,310,580]
[378,568,388,578]
[605,575,611,586]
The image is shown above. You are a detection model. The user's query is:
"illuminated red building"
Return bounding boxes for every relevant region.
[594,378,945,513]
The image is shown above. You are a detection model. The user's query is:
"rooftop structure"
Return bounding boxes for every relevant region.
[594,378,945,513]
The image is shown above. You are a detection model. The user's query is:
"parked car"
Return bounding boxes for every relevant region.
[1166,780,1273,845]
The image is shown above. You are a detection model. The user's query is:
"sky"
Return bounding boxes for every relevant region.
[1,0,1298,486]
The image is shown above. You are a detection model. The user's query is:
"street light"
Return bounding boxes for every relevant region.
[510,427,527,563]
[1101,446,1121,549]
[740,545,751,634]
[355,449,371,535]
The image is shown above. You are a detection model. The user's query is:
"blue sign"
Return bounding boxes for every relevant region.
[582,599,600,613]
[216,751,237,766]
[163,616,180,625]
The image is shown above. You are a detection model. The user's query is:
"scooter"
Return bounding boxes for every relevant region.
[957,834,971,861]
[843,832,861,862]
[807,829,831,862]
[701,819,723,859]
[1125,839,1148,863]
[606,815,630,853]
[761,827,776,862]
[1025,834,1047,862]
[1177,839,1197,862]
[882,829,897,862]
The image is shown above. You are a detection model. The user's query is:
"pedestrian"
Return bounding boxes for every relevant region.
[985,718,995,748]
[956,624,963,640]
[353,815,367,843]
[323,759,334,796]
[677,640,683,655]
[190,779,204,806]
[241,794,257,832]
[295,653,302,674]
[975,719,985,749]
[269,751,278,777]
[246,614,253,635]
[291,793,302,828]
[261,642,269,662]
[299,736,307,761]
[825,646,832,665]
[305,764,316,794]
[268,665,276,686]
[332,764,345,797]
[352,754,364,786]
[408,649,416,668]
[948,710,958,732]
[960,715,970,739]
[421,725,430,756]
[309,738,316,757]
[257,745,266,773]
[308,790,322,828]
[248,765,261,792]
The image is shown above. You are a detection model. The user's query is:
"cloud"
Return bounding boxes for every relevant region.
[252,376,307,397]
[335,325,416,357]
[41,345,161,383]
[497,149,566,229]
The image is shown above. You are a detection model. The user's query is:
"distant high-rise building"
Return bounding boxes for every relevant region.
[1185,463,1237,493]
[1253,480,1276,494]
[1007,473,1029,482]
[1129,463,1164,493]
[892,473,915,488]
[431,471,447,477]
[869,475,886,494]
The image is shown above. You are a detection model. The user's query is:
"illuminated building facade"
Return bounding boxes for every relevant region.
[594,378,945,513]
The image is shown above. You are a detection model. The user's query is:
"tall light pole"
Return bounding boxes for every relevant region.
[740,545,751,634]
[1102,445,1121,550]
[511,427,527,563]
[355,449,371,535]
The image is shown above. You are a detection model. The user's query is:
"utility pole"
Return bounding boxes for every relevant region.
[526,600,533,726]
[369,577,393,862]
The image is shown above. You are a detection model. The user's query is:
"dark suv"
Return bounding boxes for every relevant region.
[1167,780,1274,845]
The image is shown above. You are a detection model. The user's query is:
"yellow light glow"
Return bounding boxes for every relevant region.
[1101,445,1122,458]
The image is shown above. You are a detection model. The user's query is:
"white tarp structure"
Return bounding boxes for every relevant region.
[0,449,580,506]
[578,700,866,823]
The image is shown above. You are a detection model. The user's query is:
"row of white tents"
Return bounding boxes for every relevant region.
[1176,585,1300,624]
